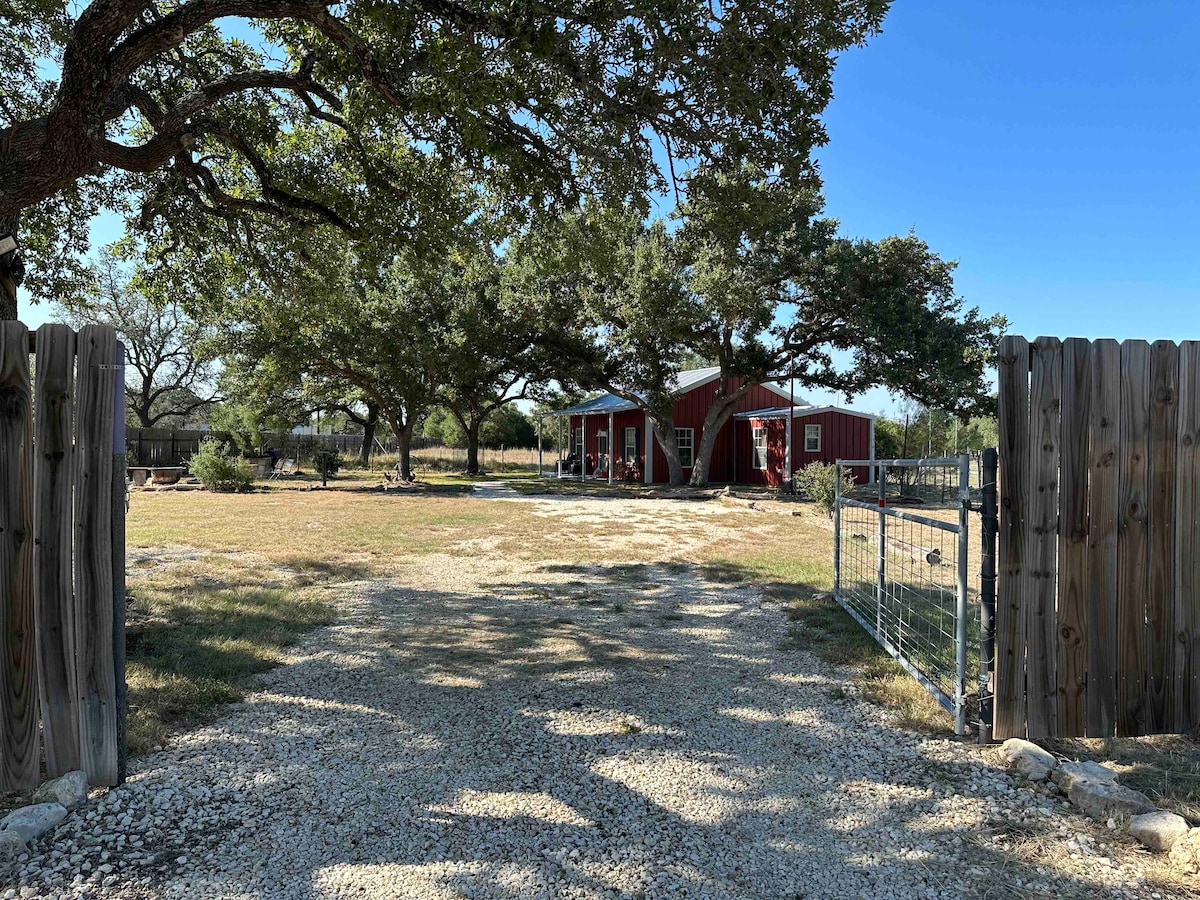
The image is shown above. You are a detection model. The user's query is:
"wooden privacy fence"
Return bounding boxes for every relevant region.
[1,322,125,790]
[995,335,1199,739]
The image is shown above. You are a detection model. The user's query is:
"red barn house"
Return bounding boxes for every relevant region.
[549,367,875,486]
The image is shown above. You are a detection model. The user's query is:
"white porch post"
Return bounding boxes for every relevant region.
[868,416,877,485]
[537,417,543,476]
[607,411,614,485]
[643,413,654,484]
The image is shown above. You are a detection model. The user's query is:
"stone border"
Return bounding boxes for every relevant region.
[1000,738,1199,876]
[0,772,90,868]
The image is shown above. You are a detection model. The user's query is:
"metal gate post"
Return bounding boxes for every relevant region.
[955,452,971,735]
[979,448,998,743]
[877,465,887,637]
[833,460,842,600]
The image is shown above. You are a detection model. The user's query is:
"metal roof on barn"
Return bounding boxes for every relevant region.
[550,366,800,416]
[551,393,639,416]
[732,404,876,421]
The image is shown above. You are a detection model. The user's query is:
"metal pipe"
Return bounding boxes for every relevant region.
[979,447,999,743]
[833,459,843,601]
[837,497,962,533]
[877,465,886,638]
[836,457,966,468]
[955,452,970,736]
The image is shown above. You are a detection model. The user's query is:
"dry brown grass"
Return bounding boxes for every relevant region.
[1044,734,1200,825]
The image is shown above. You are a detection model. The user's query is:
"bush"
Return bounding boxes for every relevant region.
[794,461,855,517]
[311,445,341,478]
[189,439,253,492]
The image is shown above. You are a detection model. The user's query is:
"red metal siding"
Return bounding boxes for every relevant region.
[791,412,872,485]
[568,378,872,486]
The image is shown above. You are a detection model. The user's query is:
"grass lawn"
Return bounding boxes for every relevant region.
[125,555,334,753]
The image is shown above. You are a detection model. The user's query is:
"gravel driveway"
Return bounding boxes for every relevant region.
[4,496,1182,899]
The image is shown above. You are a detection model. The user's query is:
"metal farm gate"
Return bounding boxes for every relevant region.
[833,454,981,735]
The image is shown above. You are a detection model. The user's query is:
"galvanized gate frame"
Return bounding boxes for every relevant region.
[833,454,972,734]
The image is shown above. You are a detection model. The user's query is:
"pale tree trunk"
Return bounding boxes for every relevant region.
[650,415,684,486]
[0,217,21,321]
[689,387,749,487]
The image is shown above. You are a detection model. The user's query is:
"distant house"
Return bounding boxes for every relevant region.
[549,367,875,486]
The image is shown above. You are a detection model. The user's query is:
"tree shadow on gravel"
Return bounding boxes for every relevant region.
[12,562,1195,900]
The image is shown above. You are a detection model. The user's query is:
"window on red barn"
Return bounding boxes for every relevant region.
[624,427,638,461]
[804,424,821,453]
[752,425,768,470]
[675,428,694,467]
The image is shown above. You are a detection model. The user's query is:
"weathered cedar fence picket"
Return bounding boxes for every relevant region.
[1,321,125,790]
[995,335,1199,739]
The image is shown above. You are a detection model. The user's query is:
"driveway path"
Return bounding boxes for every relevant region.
[4,496,1179,899]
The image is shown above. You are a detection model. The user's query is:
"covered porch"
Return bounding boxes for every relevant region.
[541,395,653,485]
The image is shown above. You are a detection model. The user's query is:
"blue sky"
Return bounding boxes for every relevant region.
[21,2,1200,418]
[797,0,1200,414]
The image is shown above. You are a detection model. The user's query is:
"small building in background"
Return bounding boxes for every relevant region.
[549,367,875,486]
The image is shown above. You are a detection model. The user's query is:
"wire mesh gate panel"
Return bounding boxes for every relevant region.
[833,455,975,734]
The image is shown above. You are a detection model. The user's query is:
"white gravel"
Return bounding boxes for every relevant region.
[2,496,1186,899]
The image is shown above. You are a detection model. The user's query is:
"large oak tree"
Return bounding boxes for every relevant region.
[0,0,891,318]
[515,179,1006,486]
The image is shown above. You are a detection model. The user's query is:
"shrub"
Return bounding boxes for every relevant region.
[311,445,341,478]
[189,439,253,492]
[794,461,855,517]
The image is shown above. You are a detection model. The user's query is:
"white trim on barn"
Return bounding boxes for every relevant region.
[644,413,654,484]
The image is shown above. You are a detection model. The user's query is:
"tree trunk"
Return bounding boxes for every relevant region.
[688,375,753,487]
[396,421,414,481]
[689,398,742,487]
[357,402,379,467]
[0,218,22,321]
[385,410,416,481]
[464,418,481,475]
[651,416,684,486]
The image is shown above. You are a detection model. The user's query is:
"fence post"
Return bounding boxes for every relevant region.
[112,343,127,783]
[877,465,887,637]
[979,447,998,743]
[833,460,842,600]
[955,452,971,735]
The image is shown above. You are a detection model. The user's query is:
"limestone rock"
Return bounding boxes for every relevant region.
[1128,810,1189,852]
[32,771,88,811]
[0,803,67,844]
[1169,827,1200,876]
[1051,760,1117,792]
[1000,738,1057,781]
[0,830,27,862]
[1067,779,1155,821]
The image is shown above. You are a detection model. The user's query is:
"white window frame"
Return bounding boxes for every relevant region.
[624,426,638,461]
[752,425,768,470]
[804,424,821,453]
[675,427,695,468]
[574,426,584,459]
